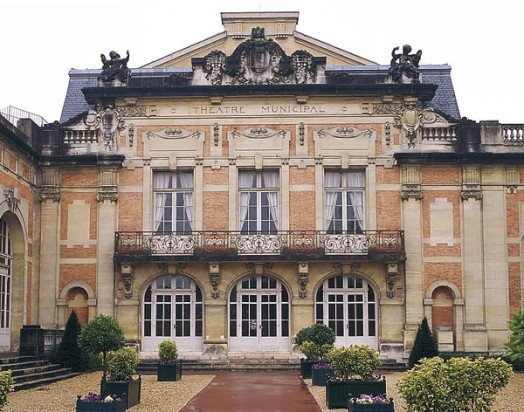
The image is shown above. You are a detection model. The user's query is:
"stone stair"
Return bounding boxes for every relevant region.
[0,355,81,391]
[138,357,300,373]
[378,358,407,372]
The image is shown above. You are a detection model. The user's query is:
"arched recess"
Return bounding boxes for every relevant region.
[424,280,464,351]
[58,281,96,328]
[228,272,291,353]
[0,210,27,352]
[140,272,204,354]
[314,270,379,349]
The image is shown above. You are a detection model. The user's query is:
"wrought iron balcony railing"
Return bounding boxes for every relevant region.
[114,230,404,259]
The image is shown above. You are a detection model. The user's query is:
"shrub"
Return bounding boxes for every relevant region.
[299,340,334,361]
[107,346,140,381]
[158,340,178,364]
[327,345,381,381]
[0,370,13,409]
[408,317,438,368]
[78,315,125,380]
[55,311,87,372]
[398,356,512,412]
[505,309,524,364]
[295,324,335,346]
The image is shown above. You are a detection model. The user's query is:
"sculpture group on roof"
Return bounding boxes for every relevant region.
[98,50,131,84]
[389,44,422,83]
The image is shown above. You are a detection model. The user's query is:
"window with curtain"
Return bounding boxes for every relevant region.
[239,170,279,234]
[153,172,194,233]
[325,170,365,234]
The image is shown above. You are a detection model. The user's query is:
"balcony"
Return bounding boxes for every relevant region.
[114,230,404,262]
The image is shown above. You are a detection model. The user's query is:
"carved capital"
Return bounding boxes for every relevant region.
[460,184,483,201]
[401,184,423,201]
[39,188,61,203]
[97,190,119,203]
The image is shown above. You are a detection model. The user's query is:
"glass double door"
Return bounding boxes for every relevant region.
[229,275,290,352]
[327,291,377,348]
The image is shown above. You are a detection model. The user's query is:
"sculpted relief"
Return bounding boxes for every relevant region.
[199,27,321,85]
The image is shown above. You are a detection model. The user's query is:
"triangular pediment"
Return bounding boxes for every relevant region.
[141,11,375,69]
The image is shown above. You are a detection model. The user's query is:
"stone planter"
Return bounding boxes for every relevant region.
[157,361,182,381]
[101,377,141,409]
[311,365,334,386]
[348,402,395,412]
[326,378,387,409]
[300,358,315,378]
[76,396,126,412]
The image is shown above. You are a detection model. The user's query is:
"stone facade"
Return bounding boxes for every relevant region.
[0,12,522,362]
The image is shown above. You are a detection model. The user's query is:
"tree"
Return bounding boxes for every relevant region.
[505,309,524,365]
[55,310,87,371]
[78,315,125,380]
[408,316,439,368]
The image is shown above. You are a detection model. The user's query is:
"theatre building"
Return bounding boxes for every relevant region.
[0,11,522,362]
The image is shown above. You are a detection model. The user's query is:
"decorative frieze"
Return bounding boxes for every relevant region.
[115,106,147,117]
[146,127,201,140]
[316,126,373,139]
[232,127,286,139]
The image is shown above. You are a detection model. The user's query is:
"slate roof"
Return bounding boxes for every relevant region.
[60,64,460,123]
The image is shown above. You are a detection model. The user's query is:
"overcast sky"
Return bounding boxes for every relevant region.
[1,0,522,124]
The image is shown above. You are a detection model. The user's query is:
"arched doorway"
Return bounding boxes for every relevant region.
[141,274,203,354]
[229,274,290,352]
[0,218,12,349]
[315,274,378,348]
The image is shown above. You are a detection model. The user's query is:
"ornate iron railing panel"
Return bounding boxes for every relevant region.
[115,230,404,258]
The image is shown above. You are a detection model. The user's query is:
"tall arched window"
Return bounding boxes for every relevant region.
[0,218,12,348]
[316,274,377,348]
[229,274,290,352]
[142,275,203,353]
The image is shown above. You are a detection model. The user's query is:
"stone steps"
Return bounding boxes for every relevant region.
[138,358,300,373]
[0,355,80,391]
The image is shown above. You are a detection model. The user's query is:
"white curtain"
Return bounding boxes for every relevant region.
[179,172,193,232]
[239,172,255,231]
[154,173,172,232]
[325,172,341,231]
[262,171,279,231]
[348,172,365,232]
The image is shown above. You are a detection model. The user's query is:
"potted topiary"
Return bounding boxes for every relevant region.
[102,346,141,409]
[157,340,182,381]
[398,356,512,411]
[299,340,334,386]
[348,394,394,412]
[75,393,126,412]
[325,345,385,409]
[295,324,335,378]
[0,370,14,410]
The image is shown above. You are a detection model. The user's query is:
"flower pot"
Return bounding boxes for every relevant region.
[101,377,141,409]
[311,366,334,386]
[348,402,395,412]
[300,358,315,378]
[157,361,182,381]
[76,397,126,412]
[326,378,387,409]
